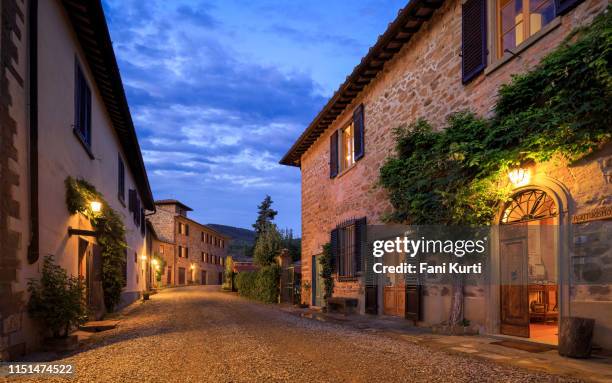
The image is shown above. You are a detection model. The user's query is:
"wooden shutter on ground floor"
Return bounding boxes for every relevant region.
[555,0,584,15]
[354,217,366,273]
[353,104,365,161]
[405,285,422,322]
[330,130,339,178]
[330,228,339,273]
[461,0,487,84]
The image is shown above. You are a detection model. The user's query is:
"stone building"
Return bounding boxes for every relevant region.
[0,0,155,359]
[148,200,229,286]
[281,0,611,349]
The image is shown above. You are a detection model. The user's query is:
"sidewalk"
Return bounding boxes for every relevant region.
[280,306,612,383]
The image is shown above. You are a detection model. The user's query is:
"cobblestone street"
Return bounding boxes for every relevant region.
[6,286,589,382]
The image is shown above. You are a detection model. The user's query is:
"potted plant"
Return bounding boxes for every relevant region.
[28,255,87,350]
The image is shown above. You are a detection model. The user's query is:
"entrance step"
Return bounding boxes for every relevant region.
[79,320,119,332]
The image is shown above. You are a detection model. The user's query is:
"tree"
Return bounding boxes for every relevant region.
[253,223,282,266]
[252,195,278,243]
[280,228,301,262]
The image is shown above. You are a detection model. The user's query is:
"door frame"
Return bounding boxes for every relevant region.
[486,175,571,342]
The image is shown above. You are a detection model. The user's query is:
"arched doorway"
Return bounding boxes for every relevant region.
[499,189,559,344]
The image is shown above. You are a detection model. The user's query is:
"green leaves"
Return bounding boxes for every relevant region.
[380,8,611,226]
[65,177,126,312]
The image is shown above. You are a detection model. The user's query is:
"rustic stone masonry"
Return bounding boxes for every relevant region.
[299,0,610,309]
[0,0,26,360]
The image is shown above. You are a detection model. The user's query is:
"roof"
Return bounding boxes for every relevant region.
[61,0,155,210]
[155,199,194,211]
[178,215,232,240]
[279,0,445,167]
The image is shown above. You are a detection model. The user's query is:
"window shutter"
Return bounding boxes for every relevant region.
[330,131,339,178]
[128,189,136,212]
[353,104,365,161]
[186,224,190,236]
[330,228,339,273]
[354,217,366,273]
[554,0,584,15]
[461,0,487,84]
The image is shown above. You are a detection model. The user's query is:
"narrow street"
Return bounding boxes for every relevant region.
[9,286,582,383]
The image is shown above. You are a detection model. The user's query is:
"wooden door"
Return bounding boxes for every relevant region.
[312,255,324,307]
[178,267,185,285]
[201,270,207,285]
[500,224,530,337]
[383,284,405,317]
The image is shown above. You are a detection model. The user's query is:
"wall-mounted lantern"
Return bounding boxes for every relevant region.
[508,167,531,188]
[90,200,102,213]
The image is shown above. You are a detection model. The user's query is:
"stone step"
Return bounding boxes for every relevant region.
[79,320,119,332]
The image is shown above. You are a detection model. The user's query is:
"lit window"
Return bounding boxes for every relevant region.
[339,122,355,172]
[498,0,555,57]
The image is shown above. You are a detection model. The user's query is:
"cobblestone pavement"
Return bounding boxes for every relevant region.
[6,286,584,383]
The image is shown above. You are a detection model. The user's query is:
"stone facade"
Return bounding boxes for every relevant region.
[149,201,229,286]
[0,0,155,359]
[296,0,611,348]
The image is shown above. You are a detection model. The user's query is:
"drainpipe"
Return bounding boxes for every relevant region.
[26,0,39,264]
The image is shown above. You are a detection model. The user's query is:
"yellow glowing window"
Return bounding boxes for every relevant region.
[339,122,355,172]
[498,0,555,58]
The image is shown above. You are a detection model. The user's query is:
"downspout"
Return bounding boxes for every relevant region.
[26,0,38,264]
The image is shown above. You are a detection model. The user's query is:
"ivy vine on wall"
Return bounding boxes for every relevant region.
[380,8,611,226]
[65,177,127,312]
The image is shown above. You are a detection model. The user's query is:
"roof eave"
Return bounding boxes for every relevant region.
[279,0,445,167]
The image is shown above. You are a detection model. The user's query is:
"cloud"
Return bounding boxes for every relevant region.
[102,0,406,231]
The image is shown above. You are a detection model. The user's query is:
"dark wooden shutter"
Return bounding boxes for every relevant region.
[353,104,365,161]
[461,0,487,84]
[405,285,422,322]
[186,224,190,236]
[128,189,136,212]
[354,217,366,273]
[330,131,339,178]
[555,0,584,15]
[330,228,339,273]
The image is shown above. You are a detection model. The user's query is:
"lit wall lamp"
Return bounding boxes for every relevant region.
[190,263,195,270]
[141,254,147,261]
[90,200,102,213]
[508,167,531,188]
[151,259,159,267]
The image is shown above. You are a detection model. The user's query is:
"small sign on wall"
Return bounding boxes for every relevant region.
[572,206,612,224]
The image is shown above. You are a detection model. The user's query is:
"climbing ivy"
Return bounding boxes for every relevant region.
[380,9,612,226]
[65,177,127,311]
[319,243,334,304]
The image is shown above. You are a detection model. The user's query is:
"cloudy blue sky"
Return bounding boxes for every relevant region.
[102,0,406,234]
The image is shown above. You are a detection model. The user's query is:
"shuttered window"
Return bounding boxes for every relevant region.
[353,104,365,161]
[330,130,339,178]
[462,0,487,83]
[554,0,584,15]
[330,217,366,279]
[74,60,92,148]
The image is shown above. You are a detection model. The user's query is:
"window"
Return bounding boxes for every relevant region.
[159,245,164,254]
[201,232,204,242]
[134,251,137,263]
[330,105,364,178]
[178,222,189,236]
[201,252,205,262]
[330,217,366,279]
[497,0,555,58]
[178,246,188,258]
[74,61,92,149]
[118,154,125,203]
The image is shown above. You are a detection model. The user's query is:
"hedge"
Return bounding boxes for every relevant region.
[235,265,280,303]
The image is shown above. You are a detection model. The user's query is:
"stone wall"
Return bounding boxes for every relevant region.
[299,0,610,317]
[0,0,27,360]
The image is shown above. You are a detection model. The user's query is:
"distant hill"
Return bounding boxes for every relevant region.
[207,224,256,257]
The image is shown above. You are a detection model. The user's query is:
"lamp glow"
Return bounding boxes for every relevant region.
[140,254,147,261]
[190,263,195,270]
[508,168,531,187]
[151,259,158,266]
[90,201,102,213]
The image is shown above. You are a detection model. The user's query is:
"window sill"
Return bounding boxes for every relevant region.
[73,128,94,160]
[485,17,561,77]
[335,163,357,179]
